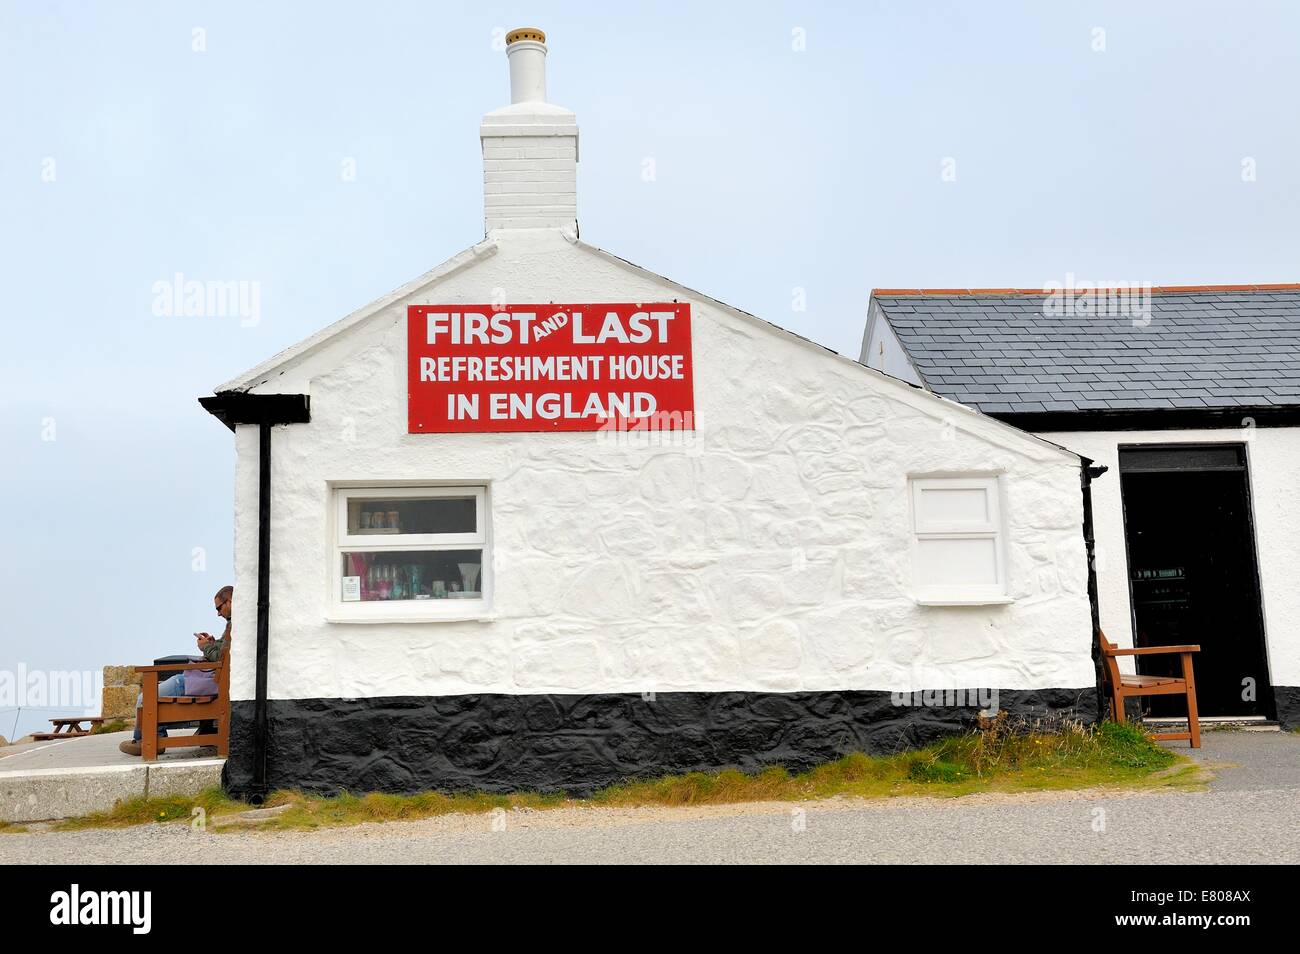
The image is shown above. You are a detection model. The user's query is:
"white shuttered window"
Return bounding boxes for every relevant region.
[909,476,1009,605]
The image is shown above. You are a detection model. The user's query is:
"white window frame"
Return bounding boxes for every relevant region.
[328,483,492,623]
[909,475,1011,606]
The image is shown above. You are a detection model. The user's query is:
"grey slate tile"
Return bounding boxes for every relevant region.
[875,290,1300,413]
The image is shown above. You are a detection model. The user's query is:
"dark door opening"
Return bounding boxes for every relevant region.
[1119,444,1273,719]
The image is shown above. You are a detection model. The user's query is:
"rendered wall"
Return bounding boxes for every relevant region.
[861,300,924,386]
[224,230,1095,712]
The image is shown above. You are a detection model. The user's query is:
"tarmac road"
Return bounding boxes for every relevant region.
[2,731,1297,865]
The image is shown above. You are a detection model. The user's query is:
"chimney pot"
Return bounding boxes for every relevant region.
[505,27,546,44]
[505,27,548,104]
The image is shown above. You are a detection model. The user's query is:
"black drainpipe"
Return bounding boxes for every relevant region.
[1080,458,1108,721]
[253,422,272,802]
[199,391,309,803]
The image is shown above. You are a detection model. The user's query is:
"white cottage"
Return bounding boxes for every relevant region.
[865,286,1300,731]
[201,31,1098,798]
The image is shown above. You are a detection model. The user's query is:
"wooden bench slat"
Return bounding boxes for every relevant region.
[156,732,222,748]
[1119,674,1181,687]
[152,701,224,722]
[1107,644,1201,656]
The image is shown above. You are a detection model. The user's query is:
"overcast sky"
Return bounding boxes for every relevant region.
[4,1,1299,738]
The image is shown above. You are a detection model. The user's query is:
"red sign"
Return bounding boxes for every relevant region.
[407,303,694,433]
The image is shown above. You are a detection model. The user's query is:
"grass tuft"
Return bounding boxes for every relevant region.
[49,717,1189,832]
[91,719,130,735]
[55,787,236,830]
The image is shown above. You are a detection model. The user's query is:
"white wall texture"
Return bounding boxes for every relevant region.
[226,229,1096,702]
[1040,427,1300,689]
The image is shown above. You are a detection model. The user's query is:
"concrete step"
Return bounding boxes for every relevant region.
[0,760,224,822]
[0,731,224,822]
[1144,717,1280,732]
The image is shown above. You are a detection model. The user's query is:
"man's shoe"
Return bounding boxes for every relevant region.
[118,740,142,756]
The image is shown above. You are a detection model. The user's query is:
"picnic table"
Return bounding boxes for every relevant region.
[30,716,106,740]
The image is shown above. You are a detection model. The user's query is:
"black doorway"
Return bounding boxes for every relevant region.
[1119,444,1274,719]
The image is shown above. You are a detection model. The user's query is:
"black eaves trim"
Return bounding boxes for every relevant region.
[991,405,1300,432]
[199,392,311,431]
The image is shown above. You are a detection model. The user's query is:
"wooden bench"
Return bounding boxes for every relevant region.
[1100,631,1201,747]
[134,655,230,761]
[31,716,106,740]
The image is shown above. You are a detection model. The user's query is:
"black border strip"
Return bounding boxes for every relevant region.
[992,406,1300,432]
[221,689,1101,798]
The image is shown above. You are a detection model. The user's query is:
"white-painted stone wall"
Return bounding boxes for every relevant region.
[227,229,1095,702]
[1040,427,1300,688]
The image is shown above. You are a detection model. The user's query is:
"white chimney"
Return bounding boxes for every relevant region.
[480,27,579,234]
[506,30,548,104]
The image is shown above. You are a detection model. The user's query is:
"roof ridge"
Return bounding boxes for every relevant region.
[873,283,1300,297]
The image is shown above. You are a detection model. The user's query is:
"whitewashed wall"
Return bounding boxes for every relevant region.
[861,301,923,386]
[227,230,1095,702]
[1040,427,1300,689]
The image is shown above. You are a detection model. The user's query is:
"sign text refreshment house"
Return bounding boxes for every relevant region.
[407,303,694,433]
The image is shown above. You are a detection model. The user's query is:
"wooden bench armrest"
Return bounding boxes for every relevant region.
[135,662,223,673]
[1107,645,1200,657]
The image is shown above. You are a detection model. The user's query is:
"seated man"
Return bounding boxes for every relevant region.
[119,585,232,757]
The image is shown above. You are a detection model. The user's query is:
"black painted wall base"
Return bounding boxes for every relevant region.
[222,688,1098,798]
[1274,685,1300,730]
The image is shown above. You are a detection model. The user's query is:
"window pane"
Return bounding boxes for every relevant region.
[341,549,483,601]
[915,538,998,586]
[917,486,990,527]
[347,495,476,535]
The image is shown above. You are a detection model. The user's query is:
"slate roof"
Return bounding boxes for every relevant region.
[872,285,1300,414]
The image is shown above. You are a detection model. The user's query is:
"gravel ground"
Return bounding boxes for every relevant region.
[3,730,1297,864]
